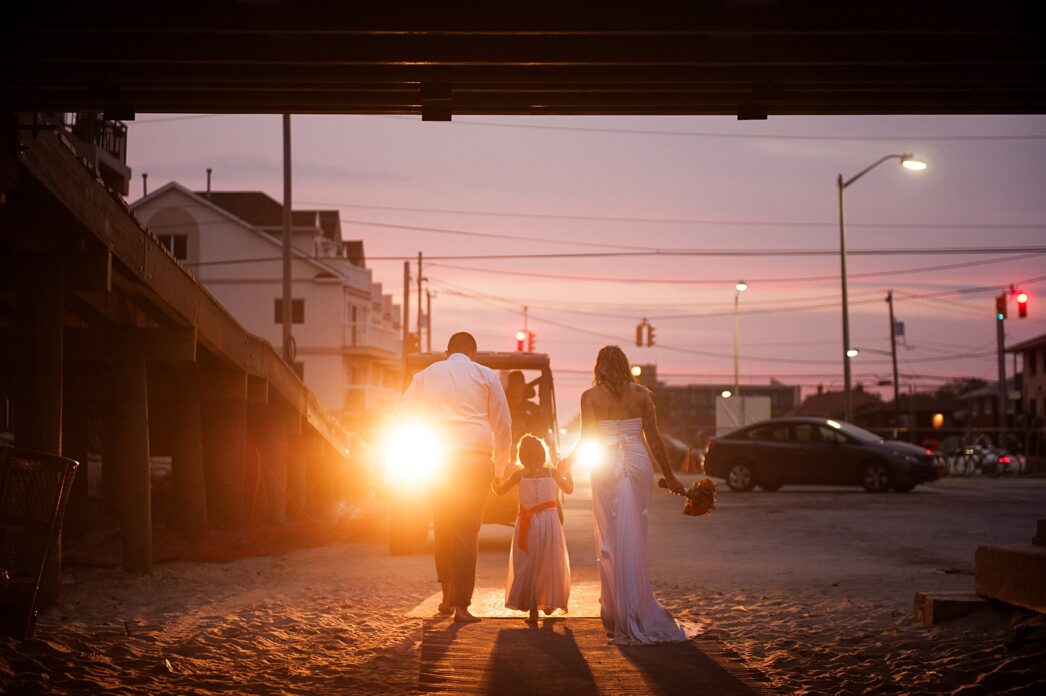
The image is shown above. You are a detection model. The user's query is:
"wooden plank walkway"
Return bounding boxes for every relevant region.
[419,617,775,695]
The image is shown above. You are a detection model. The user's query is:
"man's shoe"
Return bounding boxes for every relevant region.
[453,608,482,623]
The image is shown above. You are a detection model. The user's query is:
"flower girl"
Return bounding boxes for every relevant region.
[493,434,573,622]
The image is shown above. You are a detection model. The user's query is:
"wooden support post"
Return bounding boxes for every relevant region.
[100,397,121,519]
[61,394,91,542]
[247,405,289,525]
[169,368,208,535]
[286,433,315,521]
[112,332,152,574]
[14,254,65,604]
[201,399,248,526]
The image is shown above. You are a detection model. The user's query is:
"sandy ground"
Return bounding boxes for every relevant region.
[2,475,1045,694]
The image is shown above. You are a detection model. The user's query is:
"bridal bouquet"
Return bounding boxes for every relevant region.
[682,478,717,517]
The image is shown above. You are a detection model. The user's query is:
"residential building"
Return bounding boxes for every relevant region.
[130,183,401,434]
[633,365,800,446]
[1008,333,1046,459]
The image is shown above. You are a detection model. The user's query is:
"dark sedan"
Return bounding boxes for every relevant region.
[703,417,942,493]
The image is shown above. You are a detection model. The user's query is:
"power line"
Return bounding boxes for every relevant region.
[184,246,1046,266]
[373,115,1046,143]
[428,253,1045,286]
[298,198,1046,231]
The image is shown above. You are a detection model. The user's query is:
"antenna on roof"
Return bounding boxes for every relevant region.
[206,168,212,196]
[141,172,148,197]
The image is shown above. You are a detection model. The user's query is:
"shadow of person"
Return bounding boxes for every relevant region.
[483,620,598,696]
[617,639,765,696]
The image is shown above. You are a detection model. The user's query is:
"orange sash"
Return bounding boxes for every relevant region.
[517,500,557,553]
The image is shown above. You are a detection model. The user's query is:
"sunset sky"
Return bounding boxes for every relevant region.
[126,114,1046,419]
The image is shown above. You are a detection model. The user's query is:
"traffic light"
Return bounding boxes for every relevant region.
[635,321,644,347]
[527,331,536,352]
[515,330,526,352]
[996,293,1007,320]
[1016,291,1029,318]
[646,323,656,347]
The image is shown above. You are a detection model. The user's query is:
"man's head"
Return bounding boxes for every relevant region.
[446,332,478,360]
[506,370,526,402]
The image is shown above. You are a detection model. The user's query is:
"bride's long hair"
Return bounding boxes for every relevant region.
[593,345,634,400]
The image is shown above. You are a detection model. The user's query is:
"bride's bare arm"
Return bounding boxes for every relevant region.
[641,389,686,495]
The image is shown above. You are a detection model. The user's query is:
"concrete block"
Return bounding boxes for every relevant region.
[975,545,1046,613]
[1034,519,1046,546]
[913,591,989,625]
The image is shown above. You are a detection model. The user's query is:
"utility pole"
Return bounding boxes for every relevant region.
[416,251,423,342]
[402,261,410,380]
[281,114,293,365]
[887,291,901,439]
[996,304,1007,441]
[425,287,432,352]
[523,305,529,336]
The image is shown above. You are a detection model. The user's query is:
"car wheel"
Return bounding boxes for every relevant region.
[758,480,782,492]
[861,461,891,493]
[726,461,756,492]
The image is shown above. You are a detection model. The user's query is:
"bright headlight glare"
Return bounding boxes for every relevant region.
[380,421,443,485]
[574,440,605,473]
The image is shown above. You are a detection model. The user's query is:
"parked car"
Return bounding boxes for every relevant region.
[702,417,943,493]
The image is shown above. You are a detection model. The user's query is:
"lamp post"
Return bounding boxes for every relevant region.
[733,280,748,402]
[838,153,925,422]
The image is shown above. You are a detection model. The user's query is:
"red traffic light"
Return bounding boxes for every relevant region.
[1016,290,1029,318]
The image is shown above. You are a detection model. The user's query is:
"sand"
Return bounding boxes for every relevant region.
[2,476,1045,694]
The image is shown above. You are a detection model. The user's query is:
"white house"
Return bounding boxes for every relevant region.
[130,183,402,433]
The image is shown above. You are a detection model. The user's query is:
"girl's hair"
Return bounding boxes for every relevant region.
[517,434,549,468]
[593,345,634,400]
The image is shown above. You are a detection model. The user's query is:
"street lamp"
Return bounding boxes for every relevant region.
[733,279,747,403]
[838,153,925,422]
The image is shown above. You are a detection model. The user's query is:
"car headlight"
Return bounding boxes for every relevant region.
[379,421,444,487]
[572,440,606,473]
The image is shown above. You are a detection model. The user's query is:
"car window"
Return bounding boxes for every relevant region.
[749,424,789,441]
[819,425,848,444]
[793,423,817,442]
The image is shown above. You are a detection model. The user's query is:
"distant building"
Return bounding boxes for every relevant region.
[55,112,132,195]
[634,365,799,445]
[130,183,401,433]
[792,385,881,420]
[1008,333,1046,458]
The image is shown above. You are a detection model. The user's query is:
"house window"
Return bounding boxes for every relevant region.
[274,298,305,324]
[1028,350,1038,377]
[158,234,188,260]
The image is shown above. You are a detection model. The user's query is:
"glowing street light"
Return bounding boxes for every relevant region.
[733,280,748,413]
[837,153,926,421]
[846,348,860,358]
[721,389,732,399]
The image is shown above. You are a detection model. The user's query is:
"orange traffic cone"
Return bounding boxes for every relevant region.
[681,446,694,474]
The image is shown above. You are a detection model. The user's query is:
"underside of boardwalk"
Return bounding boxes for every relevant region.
[419,618,775,695]
[0,113,359,592]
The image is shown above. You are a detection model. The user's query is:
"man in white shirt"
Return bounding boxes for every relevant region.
[401,332,512,623]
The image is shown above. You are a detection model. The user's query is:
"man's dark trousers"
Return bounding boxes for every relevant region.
[430,451,494,608]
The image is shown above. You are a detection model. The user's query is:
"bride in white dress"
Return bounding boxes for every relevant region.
[576,345,699,644]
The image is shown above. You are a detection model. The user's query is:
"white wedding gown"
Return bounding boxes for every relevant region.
[592,418,699,644]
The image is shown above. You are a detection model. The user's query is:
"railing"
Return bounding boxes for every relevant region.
[62,113,127,163]
[344,384,399,412]
[343,323,400,355]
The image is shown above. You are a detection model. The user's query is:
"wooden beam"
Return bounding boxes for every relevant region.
[112,330,152,573]
[13,252,65,604]
[169,367,208,534]
[65,327,198,363]
[65,244,112,293]
[199,368,247,401]
[247,374,268,405]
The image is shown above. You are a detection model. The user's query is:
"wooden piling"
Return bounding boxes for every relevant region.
[14,254,64,604]
[201,398,248,526]
[112,331,152,574]
[170,367,208,534]
[61,394,90,542]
